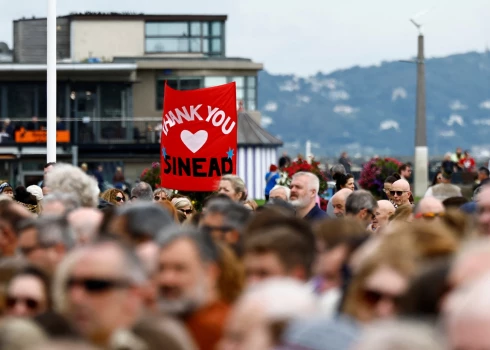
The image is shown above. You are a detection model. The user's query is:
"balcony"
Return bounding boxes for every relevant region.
[0,117,163,146]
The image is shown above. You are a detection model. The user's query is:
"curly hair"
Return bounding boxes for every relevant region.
[45,164,99,208]
[100,188,126,205]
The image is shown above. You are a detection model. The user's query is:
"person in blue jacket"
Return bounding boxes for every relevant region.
[265,164,280,201]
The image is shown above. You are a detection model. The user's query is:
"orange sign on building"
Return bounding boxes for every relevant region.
[15,128,71,143]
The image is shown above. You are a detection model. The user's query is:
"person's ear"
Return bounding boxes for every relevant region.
[358,208,368,220]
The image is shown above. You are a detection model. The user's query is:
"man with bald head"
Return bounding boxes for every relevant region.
[414,197,445,220]
[330,188,353,217]
[371,200,395,232]
[390,179,412,207]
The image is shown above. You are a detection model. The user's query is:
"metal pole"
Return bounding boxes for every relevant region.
[46,0,57,163]
[71,145,78,166]
[414,34,428,197]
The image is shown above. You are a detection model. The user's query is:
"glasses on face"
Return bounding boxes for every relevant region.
[180,209,193,215]
[390,190,407,197]
[362,289,402,307]
[67,277,130,293]
[19,245,41,256]
[6,296,41,311]
[154,196,166,201]
[115,196,125,203]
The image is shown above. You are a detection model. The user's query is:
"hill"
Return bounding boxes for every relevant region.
[258,51,490,158]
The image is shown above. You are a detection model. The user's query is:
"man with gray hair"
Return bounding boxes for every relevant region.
[268,185,291,202]
[326,164,346,217]
[156,227,226,350]
[345,189,378,228]
[17,215,75,274]
[199,196,252,256]
[330,188,353,217]
[41,192,81,216]
[67,208,103,246]
[108,202,174,246]
[44,164,99,208]
[59,239,148,348]
[289,171,326,221]
[130,181,153,202]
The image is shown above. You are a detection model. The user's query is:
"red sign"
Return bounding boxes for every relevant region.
[160,82,238,191]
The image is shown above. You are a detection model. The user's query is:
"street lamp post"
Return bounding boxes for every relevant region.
[413,26,428,197]
[47,0,57,163]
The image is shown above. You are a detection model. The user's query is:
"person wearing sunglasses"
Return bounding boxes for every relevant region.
[153,188,169,203]
[6,266,50,318]
[390,180,412,207]
[343,253,415,323]
[100,188,126,206]
[171,197,194,219]
[59,240,147,348]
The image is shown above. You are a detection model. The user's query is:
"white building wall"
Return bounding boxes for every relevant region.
[71,20,145,61]
[237,146,279,200]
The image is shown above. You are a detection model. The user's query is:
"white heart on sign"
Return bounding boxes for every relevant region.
[180,130,208,153]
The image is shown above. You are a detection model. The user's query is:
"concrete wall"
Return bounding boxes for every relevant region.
[71,20,144,61]
[133,70,159,118]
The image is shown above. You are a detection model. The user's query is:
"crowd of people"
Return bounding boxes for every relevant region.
[0,159,488,349]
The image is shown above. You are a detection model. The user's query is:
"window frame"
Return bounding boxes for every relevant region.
[155,76,205,111]
[155,75,257,111]
[145,21,224,56]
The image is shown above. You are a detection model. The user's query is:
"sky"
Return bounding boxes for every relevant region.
[1,0,490,76]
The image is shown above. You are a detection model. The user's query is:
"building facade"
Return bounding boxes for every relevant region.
[0,13,281,197]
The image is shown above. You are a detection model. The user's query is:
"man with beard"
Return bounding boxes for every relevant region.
[61,239,147,348]
[330,188,353,217]
[157,228,228,350]
[289,172,327,221]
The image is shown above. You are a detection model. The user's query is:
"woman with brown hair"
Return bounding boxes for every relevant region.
[100,188,126,206]
[215,241,245,304]
[158,200,180,223]
[343,249,417,324]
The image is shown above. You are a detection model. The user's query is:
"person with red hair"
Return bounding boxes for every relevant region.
[265,164,280,201]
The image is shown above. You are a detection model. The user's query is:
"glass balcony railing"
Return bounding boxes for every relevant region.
[0,117,164,145]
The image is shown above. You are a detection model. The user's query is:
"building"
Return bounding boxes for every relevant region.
[0,13,282,195]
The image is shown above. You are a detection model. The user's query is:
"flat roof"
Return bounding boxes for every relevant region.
[0,63,137,72]
[14,13,227,23]
[113,57,263,71]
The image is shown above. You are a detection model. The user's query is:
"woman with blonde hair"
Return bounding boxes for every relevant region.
[171,197,194,220]
[218,175,247,202]
[100,188,126,206]
[153,188,171,203]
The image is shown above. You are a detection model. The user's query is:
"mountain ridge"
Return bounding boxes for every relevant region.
[258,50,490,158]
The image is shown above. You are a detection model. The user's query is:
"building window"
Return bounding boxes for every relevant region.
[203,76,257,111]
[156,77,204,110]
[145,21,224,56]
[156,75,257,111]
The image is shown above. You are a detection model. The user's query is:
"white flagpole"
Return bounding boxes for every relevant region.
[46,0,57,162]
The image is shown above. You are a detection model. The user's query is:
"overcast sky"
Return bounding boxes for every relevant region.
[2,0,490,75]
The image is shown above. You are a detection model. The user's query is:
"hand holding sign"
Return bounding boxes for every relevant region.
[160,82,238,191]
